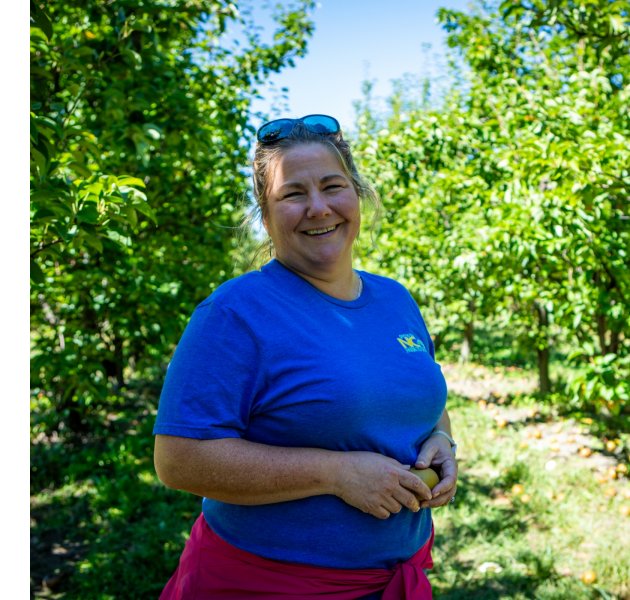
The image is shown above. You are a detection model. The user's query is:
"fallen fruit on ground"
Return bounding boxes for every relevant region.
[410,467,440,490]
[605,440,617,452]
[580,570,597,585]
[604,487,617,498]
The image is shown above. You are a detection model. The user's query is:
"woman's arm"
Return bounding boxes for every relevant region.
[414,408,458,508]
[433,409,453,438]
[154,435,431,519]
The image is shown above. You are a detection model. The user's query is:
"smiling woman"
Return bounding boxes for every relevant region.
[153,115,458,599]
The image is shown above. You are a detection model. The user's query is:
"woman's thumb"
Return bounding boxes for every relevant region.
[415,448,436,468]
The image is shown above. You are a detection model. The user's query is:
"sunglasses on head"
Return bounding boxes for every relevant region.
[256,114,341,144]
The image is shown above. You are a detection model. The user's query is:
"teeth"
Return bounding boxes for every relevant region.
[305,225,337,236]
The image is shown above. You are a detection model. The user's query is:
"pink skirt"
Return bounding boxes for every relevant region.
[160,514,434,599]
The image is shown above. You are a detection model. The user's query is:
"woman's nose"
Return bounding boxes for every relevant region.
[306,191,331,218]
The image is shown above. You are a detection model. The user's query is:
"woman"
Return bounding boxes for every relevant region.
[153,114,458,599]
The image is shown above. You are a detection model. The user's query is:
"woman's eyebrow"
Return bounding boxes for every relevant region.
[277,180,304,190]
[320,173,347,183]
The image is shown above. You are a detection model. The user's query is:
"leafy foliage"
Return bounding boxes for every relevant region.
[354,0,629,412]
[30,0,316,434]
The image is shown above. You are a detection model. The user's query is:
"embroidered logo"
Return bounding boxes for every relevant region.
[397,333,427,353]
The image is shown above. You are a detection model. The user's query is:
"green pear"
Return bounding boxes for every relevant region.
[410,467,439,490]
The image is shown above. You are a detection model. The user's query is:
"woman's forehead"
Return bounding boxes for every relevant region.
[269,143,345,183]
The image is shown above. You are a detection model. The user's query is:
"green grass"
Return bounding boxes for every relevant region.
[430,393,629,599]
[31,397,200,599]
[30,369,629,598]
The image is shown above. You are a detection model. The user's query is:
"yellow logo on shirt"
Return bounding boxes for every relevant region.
[397,333,427,353]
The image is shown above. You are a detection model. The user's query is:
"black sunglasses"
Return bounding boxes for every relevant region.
[256,114,341,143]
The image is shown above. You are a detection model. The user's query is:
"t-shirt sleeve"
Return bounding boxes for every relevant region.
[421,316,436,360]
[153,298,263,439]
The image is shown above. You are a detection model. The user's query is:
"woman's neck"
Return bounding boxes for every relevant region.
[276,259,361,300]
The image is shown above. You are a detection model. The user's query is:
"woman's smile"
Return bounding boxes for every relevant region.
[303,224,339,236]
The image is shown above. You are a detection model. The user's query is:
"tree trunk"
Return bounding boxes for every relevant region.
[610,330,620,355]
[433,333,443,354]
[596,312,622,355]
[103,337,126,390]
[537,345,551,396]
[460,321,474,363]
[596,312,609,354]
[534,301,551,395]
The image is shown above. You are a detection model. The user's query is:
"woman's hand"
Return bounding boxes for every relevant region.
[414,435,458,509]
[332,451,432,519]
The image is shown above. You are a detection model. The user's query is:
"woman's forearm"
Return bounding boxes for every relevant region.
[154,435,429,518]
[435,409,452,436]
[154,435,343,505]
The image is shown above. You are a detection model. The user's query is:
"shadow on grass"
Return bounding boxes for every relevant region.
[31,395,200,599]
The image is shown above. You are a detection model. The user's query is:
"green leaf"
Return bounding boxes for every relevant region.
[31,147,49,177]
[30,258,45,284]
[30,0,53,40]
[83,234,104,254]
[116,176,146,188]
[131,200,157,224]
[77,204,100,225]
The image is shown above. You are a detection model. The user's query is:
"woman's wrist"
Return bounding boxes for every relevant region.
[430,429,457,456]
[327,450,354,499]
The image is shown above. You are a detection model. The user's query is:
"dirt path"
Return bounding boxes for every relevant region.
[443,363,628,483]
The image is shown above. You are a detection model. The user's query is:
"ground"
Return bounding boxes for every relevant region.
[443,363,625,476]
[31,363,629,598]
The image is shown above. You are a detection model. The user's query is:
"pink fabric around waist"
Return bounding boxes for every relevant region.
[160,513,434,599]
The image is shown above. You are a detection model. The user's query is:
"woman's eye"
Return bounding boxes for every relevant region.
[283,191,302,199]
[325,184,343,191]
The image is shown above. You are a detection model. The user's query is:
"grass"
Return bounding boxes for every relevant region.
[31,397,199,599]
[430,391,629,599]
[30,365,629,598]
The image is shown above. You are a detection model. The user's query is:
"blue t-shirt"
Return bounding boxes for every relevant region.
[153,259,448,568]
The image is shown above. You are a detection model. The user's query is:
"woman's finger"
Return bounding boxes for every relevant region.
[392,488,421,512]
[382,497,404,515]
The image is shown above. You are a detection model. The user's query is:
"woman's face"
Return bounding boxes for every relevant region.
[263,143,361,277]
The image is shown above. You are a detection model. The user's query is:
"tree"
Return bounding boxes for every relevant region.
[354,0,629,408]
[30,0,316,433]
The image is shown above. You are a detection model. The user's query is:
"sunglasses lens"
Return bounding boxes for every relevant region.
[302,115,340,135]
[257,115,340,143]
[257,119,295,142]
